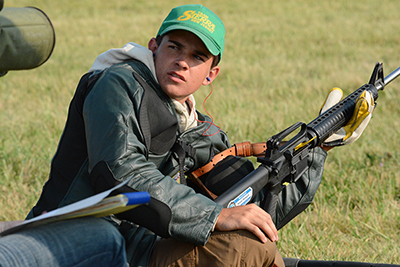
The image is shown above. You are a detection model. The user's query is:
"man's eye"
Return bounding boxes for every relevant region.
[194,55,204,61]
[169,45,178,50]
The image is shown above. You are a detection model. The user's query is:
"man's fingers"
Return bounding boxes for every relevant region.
[253,213,278,242]
[215,204,279,243]
[247,225,269,243]
[246,204,278,241]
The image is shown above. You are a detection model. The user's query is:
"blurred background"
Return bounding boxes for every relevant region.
[1,0,399,263]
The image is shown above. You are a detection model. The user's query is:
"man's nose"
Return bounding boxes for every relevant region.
[175,55,189,69]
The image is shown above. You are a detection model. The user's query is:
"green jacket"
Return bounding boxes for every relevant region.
[28,59,327,266]
[29,60,230,241]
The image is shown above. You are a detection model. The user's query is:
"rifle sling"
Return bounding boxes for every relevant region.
[188,141,267,199]
[191,141,267,179]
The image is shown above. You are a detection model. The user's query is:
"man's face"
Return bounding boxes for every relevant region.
[148,30,219,104]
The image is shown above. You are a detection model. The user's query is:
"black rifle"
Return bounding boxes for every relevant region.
[215,62,400,228]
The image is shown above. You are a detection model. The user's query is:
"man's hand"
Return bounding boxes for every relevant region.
[215,204,278,243]
[319,87,375,148]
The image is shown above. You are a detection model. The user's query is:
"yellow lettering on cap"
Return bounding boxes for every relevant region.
[177,10,215,33]
[178,10,195,21]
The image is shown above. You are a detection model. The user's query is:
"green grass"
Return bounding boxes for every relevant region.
[1,0,400,264]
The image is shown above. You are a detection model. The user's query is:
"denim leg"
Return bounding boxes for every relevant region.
[0,217,128,267]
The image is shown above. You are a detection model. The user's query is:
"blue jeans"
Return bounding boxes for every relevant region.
[0,217,128,267]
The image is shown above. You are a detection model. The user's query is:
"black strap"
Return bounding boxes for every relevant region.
[118,220,135,248]
[171,140,196,185]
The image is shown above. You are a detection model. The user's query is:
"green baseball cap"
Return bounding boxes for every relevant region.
[157,4,225,60]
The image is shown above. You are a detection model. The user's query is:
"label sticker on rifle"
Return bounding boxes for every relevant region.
[228,187,253,208]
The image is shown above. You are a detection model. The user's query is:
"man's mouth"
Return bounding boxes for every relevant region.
[169,72,185,82]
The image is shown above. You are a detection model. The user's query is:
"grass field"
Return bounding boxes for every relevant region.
[1,0,400,264]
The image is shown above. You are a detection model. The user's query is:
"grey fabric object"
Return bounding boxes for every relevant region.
[0,7,55,74]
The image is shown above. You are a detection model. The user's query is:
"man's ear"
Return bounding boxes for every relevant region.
[148,38,158,53]
[203,66,220,85]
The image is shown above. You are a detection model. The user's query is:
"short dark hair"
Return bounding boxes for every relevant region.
[155,34,220,68]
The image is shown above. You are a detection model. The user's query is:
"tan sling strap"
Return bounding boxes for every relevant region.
[191,141,267,179]
[188,141,267,200]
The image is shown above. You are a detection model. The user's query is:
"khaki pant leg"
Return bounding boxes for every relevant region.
[149,230,284,267]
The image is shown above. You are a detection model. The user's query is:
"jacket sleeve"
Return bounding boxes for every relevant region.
[83,65,222,245]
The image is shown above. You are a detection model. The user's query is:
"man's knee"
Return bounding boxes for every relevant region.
[206,230,279,266]
[149,230,283,267]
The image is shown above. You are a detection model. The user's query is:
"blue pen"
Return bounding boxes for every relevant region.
[122,192,151,206]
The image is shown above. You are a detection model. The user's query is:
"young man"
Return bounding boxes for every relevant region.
[26,4,374,267]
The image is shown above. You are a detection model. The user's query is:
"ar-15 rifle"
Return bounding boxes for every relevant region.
[215,62,400,229]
